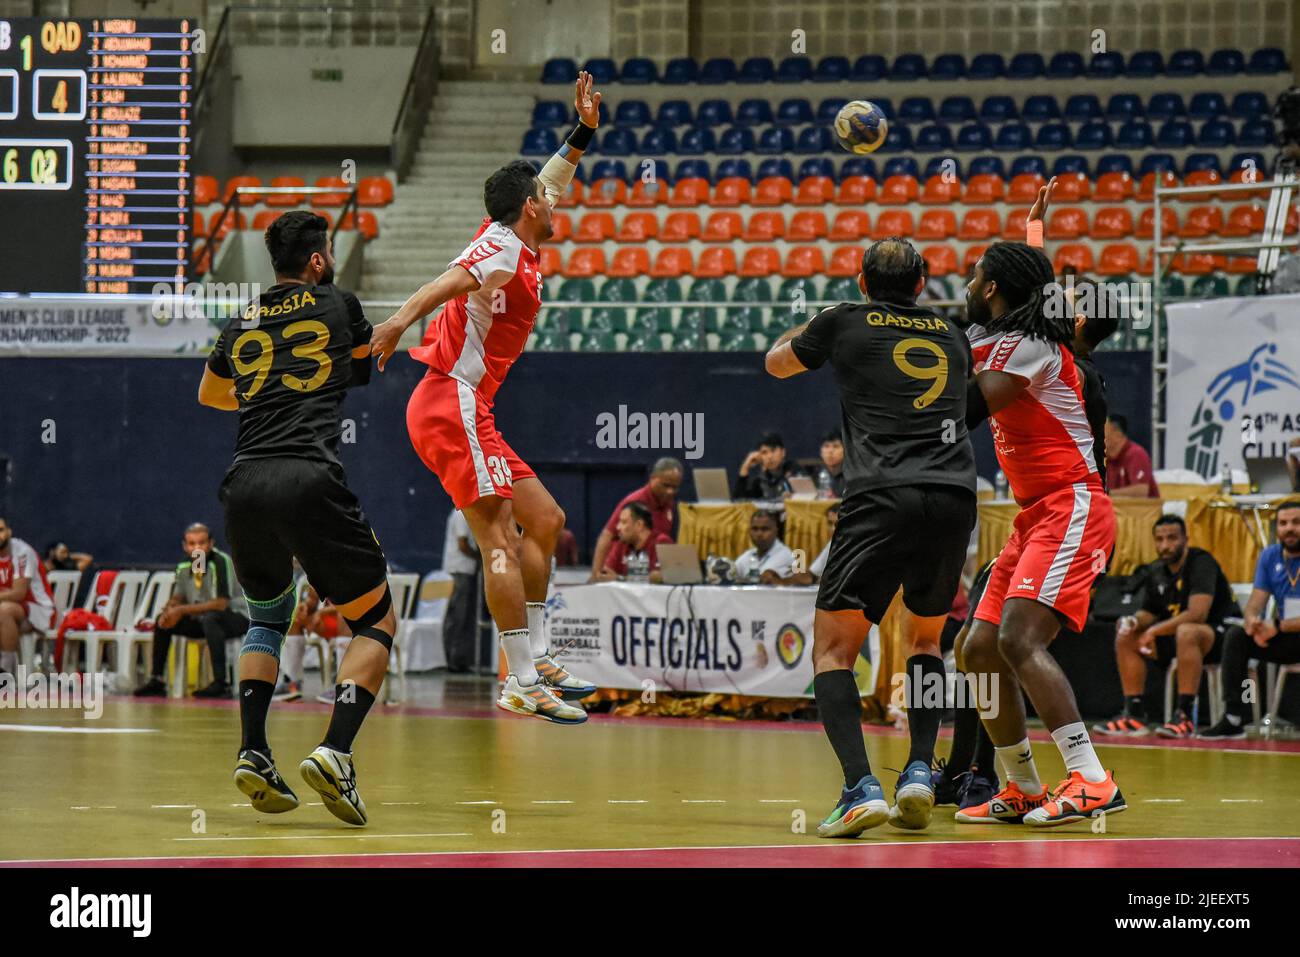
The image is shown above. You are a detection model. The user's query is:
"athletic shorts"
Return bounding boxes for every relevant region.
[219,457,388,605]
[975,482,1116,634]
[1152,623,1227,665]
[817,484,976,622]
[23,603,54,635]
[406,372,536,510]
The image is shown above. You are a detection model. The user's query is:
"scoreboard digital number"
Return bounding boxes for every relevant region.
[0,18,194,295]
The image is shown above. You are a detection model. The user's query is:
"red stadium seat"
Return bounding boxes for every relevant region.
[782,246,826,278]
[574,212,616,242]
[1181,253,1226,275]
[744,211,786,241]
[661,211,702,241]
[1137,206,1179,239]
[916,209,957,240]
[616,211,658,242]
[835,175,877,205]
[788,210,829,240]
[695,247,737,278]
[739,247,781,277]
[1221,204,1265,237]
[1287,206,1299,235]
[828,246,865,277]
[563,248,606,277]
[1137,170,1178,201]
[1092,172,1134,202]
[609,247,650,277]
[1183,169,1223,199]
[1097,243,1140,276]
[265,176,305,208]
[585,177,626,207]
[1181,205,1223,238]
[556,180,583,208]
[1226,256,1257,274]
[338,210,378,240]
[669,177,710,207]
[626,179,667,206]
[193,174,219,206]
[224,175,262,204]
[920,174,961,205]
[829,210,871,241]
[878,174,919,205]
[1053,243,1094,274]
[1002,208,1030,240]
[957,209,1000,240]
[1046,207,1088,240]
[311,176,349,207]
[550,211,572,242]
[871,209,914,240]
[794,176,835,206]
[922,245,959,277]
[712,176,753,207]
[192,210,206,236]
[1091,206,1134,239]
[753,176,794,206]
[962,174,1004,205]
[357,176,394,207]
[701,211,742,242]
[963,244,988,275]
[1050,172,1090,202]
[252,210,279,231]
[652,247,693,278]
[539,247,562,276]
[1227,166,1267,200]
[1007,173,1046,204]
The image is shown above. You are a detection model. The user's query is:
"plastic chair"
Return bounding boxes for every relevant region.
[788,210,829,241]
[668,178,709,207]
[958,209,1001,241]
[744,211,786,242]
[1046,207,1089,240]
[878,175,919,205]
[872,210,914,240]
[695,247,737,278]
[1093,171,1135,201]
[357,176,393,207]
[794,176,835,205]
[661,211,703,241]
[651,247,693,278]
[753,177,794,206]
[574,212,615,243]
[829,210,871,241]
[616,212,658,242]
[836,175,877,205]
[916,209,957,240]
[922,245,959,277]
[1092,207,1134,239]
[963,174,1004,204]
[739,247,781,278]
[63,571,150,678]
[265,175,306,207]
[1097,243,1140,276]
[608,247,650,277]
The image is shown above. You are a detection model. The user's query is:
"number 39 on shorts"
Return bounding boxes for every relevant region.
[486,455,513,489]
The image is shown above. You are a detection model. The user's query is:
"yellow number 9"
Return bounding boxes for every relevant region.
[893,337,949,410]
[231,330,274,399]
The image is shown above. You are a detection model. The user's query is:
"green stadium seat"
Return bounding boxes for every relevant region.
[672,329,704,351]
[733,277,773,302]
[589,277,636,331]
[686,277,727,333]
[533,328,572,351]
[557,277,595,301]
[823,276,859,302]
[1160,274,1187,299]
[640,277,681,332]
[777,276,821,306]
[1190,273,1230,298]
[719,330,759,351]
[1233,274,1259,297]
[625,330,664,352]
[580,330,617,351]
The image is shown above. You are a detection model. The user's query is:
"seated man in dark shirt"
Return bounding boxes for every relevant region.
[814,430,846,499]
[733,431,803,500]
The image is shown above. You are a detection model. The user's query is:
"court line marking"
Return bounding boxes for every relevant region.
[173,832,472,842]
[379,802,424,807]
[1142,799,1185,803]
[758,799,800,804]
[152,804,196,809]
[0,724,158,734]
[1220,798,1265,803]
[607,800,648,804]
[530,800,574,805]
[455,801,498,805]
[681,799,726,804]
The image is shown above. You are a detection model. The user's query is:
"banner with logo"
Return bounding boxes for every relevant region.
[1165,294,1300,477]
[0,295,225,356]
[545,582,876,698]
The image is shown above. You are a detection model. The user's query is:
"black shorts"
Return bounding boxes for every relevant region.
[1152,621,1228,666]
[219,458,388,605]
[816,484,976,622]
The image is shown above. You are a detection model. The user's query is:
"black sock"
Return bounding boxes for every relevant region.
[1126,695,1146,719]
[905,654,945,768]
[973,721,997,782]
[944,683,980,782]
[814,669,870,788]
[239,678,275,755]
[1177,693,1196,720]
[323,681,376,753]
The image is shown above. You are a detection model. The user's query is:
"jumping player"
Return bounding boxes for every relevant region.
[200,211,396,826]
[766,238,978,836]
[368,74,602,723]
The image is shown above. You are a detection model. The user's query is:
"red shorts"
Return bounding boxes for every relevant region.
[406,372,535,510]
[975,483,1115,633]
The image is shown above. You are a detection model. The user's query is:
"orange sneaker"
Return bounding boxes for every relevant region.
[954,781,1049,824]
[1023,771,1127,827]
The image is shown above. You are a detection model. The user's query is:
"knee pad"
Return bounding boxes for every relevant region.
[344,587,394,651]
[241,584,296,661]
[241,626,284,661]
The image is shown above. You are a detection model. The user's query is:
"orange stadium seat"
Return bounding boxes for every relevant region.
[539,247,562,276]
[1222,204,1265,237]
[609,247,650,277]
[252,210,279,231]
[1051,172,1090,202]
[585,177,626,207]
[1137,206,1179,239]
[1091,207,1134,239]
[829,210,871,241]
[782,246,826,278]
[316,211,335,229]
[739,247,781,277]
[1227,166,1267,200]
[1002,208,1030,240]
[1182,253,1226,275]
[878,174,919,205]
[922,245,959,276]
[1007,173,1046,204]
[1092,172,1134,202]
[550,211,572,242]
[712,176,752,207]
[962,174,1004,204]
[652,247,693,278]
[920,174,961,205]
[744,211,786,241]
[556,180,583,208]
[963,244,988,275]
[211,208,246,240]
[224,175,261,203]
[836,175,877,205]
[794,176,835,205]
[669,177,709,206]
[828,246,865,277]
[958,209,1000,240]
[264,176,305,207]
[311,177,349,207]
[627,179,667,206]
[1182,206,1223,238]
[695,247,737,277]
[1137,170,1178,201]
[338,210,378,239]
[1053,243,1094,273]
[872,209,914,240]
[916,209,957,240]
[701,211,742,241]
[661,211,702,241]
[1289,207,1300,234]
[1183,169,1223,199]
[753,176,794,206]
[563,248,606,277]
[1097,243,1140,276]
[1226,256,1257,274]
[788,210,829,240]
[616,211,658,242]
[193,174,218,206]
[192,210,206,235]
[1046,207,1088,240]
[574,212,616,242]
[357,176,394,207]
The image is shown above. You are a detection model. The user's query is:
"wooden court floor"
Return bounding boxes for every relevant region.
[2,694,1299,867]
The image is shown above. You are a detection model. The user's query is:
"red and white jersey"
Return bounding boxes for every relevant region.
[968,324,1103,505]
[0,538,55,614]
[409,216,541,403]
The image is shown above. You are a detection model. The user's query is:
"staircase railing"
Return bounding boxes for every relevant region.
[391,7,440,182]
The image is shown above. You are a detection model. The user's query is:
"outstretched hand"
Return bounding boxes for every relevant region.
[1027,176,1058,223]
[575,70,601,127]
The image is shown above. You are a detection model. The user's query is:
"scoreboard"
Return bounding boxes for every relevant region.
[0,18,194,295]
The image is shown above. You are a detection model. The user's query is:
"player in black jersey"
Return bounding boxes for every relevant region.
[198,211,394,826]
[766,237,978,836]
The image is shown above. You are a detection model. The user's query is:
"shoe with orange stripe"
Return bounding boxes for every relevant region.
[534,654,597,701]
[954,780,1049,824]
[496,673,588,725]
[1023,771,1127,827]
[817,774,889,838]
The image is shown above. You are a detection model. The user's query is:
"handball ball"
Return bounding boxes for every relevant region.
[834,100,889,154]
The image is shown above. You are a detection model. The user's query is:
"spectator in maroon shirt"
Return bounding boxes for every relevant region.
[553,526,579,567]
[588,457,682,579]
[597,502,673,583]
[1104,414,1160,498]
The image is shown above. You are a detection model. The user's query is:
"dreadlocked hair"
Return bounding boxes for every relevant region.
[980,241,1073,344]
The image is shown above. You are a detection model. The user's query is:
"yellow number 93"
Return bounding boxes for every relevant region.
[892,338,948,410]
[231,320,333,399]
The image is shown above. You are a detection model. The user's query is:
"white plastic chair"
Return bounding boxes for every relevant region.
[382,572,420,704]
[62,571,150,676]
[1163,660,1224,726]
[99,570,172,689]
[17,569,80,674]
[1261,663,1300,737]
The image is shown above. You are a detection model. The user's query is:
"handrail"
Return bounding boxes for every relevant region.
[193,186,360,279]
[192,4,232,117]
[390,7,440,181]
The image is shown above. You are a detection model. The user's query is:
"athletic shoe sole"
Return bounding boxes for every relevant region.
[953,809,1021,824]
[272,691,302,703]
[495,692,588,725]
[1024,793,1128,828]
[233,765,299,814]
[550,683,598,702]
[817,800,890,838]
[299,756,367,826]
[888,784,935,830]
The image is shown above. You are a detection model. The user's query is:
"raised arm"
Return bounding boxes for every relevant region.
[537,72,601,208]
[369,265,481,371]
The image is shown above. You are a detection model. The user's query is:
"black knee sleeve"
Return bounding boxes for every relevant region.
[343,587,394,651]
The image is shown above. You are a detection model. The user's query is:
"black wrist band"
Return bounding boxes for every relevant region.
[566,121,595,151]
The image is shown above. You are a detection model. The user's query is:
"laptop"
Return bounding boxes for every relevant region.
[693,467,731,503]
[1244,456,1295,495]
[788,474,817,499]
[657,544,705,585]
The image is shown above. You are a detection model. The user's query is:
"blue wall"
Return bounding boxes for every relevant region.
[0,350,1151,572]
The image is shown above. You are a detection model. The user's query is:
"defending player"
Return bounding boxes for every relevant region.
[199,211,395,826]
[766,238,978,836]
[368,74,601,723]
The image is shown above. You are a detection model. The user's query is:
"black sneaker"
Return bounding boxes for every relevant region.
[234,749,300,813]
[1199,716,1246,739]
[193,680,231,699]
[133,677,167,697]
[930,759,963,806]
[958,771,999,810]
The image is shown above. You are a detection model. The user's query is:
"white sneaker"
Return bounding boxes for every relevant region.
[496,673,588,725]
[533,654,597,701]
[299,745,367,826]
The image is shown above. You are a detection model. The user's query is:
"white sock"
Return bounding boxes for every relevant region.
[1051,722,1107,783]
[500,629,538,685]
[994,739,1043,795]
[282,634,305,683]
[1225,712,1243,727]
[0,650,15,674]
[526,602,548,658]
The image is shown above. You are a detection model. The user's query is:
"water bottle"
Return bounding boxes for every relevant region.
[1220,463,1233,496]
[994,470,1008,500]
[817,468,833,498]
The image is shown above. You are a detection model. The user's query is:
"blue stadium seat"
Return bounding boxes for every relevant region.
[1127,50,1165,77]
[1238,119,1275,147]
[589,159,627,182]
[939,96,977,122]
[776,56,814,82]
[620,58,657,84]
[1189,92,1227,119]
[1207,49,1245,75]
[716,158,755,182]
[1197,119,1235,148]
[890,53,927,80]
[882,124,913,151]
[923,156,961,180]
[1116,120,1154,149]
[998,123,1034,151]
[1246,48,1287,74]
[840,157,878,180]
[814,56,851,82]
[1046,52,1084,78]
[582,58,618,84]
[1230,91,1269,118]
[756,126,795,154]
[1229,152,1266,176]
[522,128,558,155]
[1010,156,1047,178]
[656,100,692,127]
[1147,93,1186,119]
[717,126,755,154]
[542,58,577,83]
[968,155,1006,178]
[1183,153,1222,175]
[1009,52,1046,78]
[675,159,711,182]
[1076,121,1113,150]
[852,54,888,81]
[1096,154,1134,175]
[980,96,1017,123]
[599,128,637,156]
[613,100,651,127]
[1088,52,1125,77]
[872,98,895,119]
[1022,95,1061,122]
[916,124,954,151]
[956,123,993,152]
[1105,94,1144,120]
[757,158,794,181]
[737,57,775,83]
[931,53,967,79]
[737,99,775,126]
[532,101,568,126]
[1167,50,1204,76]
[1051,154,1089,176]
[1064,94,1103,121]
[640,158,672,184]
[679,127,716,154]
[795,126,832,153]
[696,99,733,127]
[969,53,1005,79]
[1138,153,1177,176]
[776,98,814,125]
[700,57,737,84]
[662,58,698,84]
[816,98,848,124]
[882,157,919,180]
[1034,122,1072,150]
[799,157,835,181]
[899,96,936,122]
[1155,119,1194,148]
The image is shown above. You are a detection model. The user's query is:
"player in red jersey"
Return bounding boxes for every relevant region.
[369,74,602,724]
[954,233,1125,827]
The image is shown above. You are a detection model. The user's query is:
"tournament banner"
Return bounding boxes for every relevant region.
[1165,293,1300,477]
[545,582,875,698]
[0,295,226,356]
